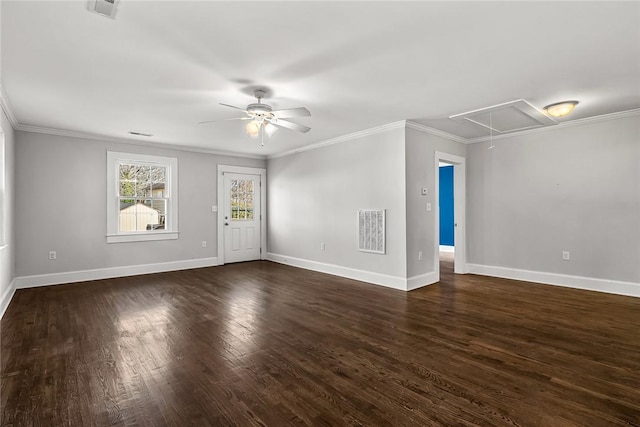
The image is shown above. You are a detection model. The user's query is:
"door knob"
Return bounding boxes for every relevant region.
[225,222,229,226]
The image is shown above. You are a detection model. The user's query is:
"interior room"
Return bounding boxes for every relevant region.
[1,1,639,425]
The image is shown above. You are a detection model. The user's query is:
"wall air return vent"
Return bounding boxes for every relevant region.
[358,209,386,254]
[449,99,557,134]
[88,0,119,19]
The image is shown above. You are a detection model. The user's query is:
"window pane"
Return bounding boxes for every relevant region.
[152,200,166,228]
[151,166,166,183]
[136,181,152,198]
[152,184,164,198]
[230,179,256,222]
[119,181,135,197]
[119,164,137,180]
[136,166,150,182]
[118,199,138,232]
[118,198,164,232]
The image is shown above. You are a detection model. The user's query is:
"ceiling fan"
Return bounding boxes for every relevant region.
[199,89,311,145]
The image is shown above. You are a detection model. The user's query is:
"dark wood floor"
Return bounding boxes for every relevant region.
[2,256,639,426]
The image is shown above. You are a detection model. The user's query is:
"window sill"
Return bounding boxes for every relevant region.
[106,231,179,244]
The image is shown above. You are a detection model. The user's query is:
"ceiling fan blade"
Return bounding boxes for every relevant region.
[219,103,248,112]
[270,119,311,133]
[198,117,250,125]
[271,107,311,119]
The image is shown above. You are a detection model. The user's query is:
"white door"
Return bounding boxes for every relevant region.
[223,173,261,263]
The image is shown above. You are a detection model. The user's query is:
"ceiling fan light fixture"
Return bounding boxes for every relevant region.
[264,122,278,137]
[202,88,311,144]
[245,121,261,138]
[544,100,579,117]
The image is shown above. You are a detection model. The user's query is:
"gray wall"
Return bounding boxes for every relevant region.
[267,127,408,279]
[1,107,16,301]
[405,128,466,278]
[15,131,265,276]
[467,115,640,283]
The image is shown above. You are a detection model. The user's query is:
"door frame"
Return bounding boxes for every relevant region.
[434,152,467,278]
[217,165,267,265]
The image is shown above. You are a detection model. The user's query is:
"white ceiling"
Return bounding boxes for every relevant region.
[2,1,639,157]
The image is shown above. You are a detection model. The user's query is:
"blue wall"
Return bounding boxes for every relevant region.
[439,165,454,246]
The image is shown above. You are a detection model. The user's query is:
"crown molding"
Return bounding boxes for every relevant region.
[14,124,267,160]
[0,83,19,129]
[268,121,406,159]
[466,108,640,144]
[405,120,467,143]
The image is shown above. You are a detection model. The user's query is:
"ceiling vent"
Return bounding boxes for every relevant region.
[449,99,557,134]
[88,0,119,19]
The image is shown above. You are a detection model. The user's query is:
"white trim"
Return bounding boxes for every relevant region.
[467,264,640,298]
[407,271,439,291]
[107,151,178,242]
[0,84,19,129]
[266,252,408,291]
[0,244,8,252]
[465,108,640,144]
[15,125,266,160]
[434,151,467,279]
[0,279,16,320]
[8,104,638,158]
[405,120,466,143]
[14,257,219,289]
[268,121,406,159]
[439,245,455,253]
[217,165,267,265]
[106,231,179,243]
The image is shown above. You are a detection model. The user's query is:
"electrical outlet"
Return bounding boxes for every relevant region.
[201,241,207,248]
[562,251,570,261]
[320,242,325,251]
[48,251,57,260]
[211,206,218,212]
[421,187,428,195]
[418,251,423,260]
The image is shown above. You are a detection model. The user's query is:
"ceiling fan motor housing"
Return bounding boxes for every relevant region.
[247,103,274,122]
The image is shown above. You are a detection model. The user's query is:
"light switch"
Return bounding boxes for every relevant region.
[426,203,432,211]
[212,205,218,212]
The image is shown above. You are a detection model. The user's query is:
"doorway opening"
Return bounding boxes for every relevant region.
[217,165,267,265]
[434,152,466,282]
[439,161,455,276]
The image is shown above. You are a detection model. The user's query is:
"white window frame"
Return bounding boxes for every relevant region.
[106,151,179,243]
[0,127,6,250]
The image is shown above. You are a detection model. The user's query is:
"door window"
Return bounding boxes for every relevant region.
[230,179,254,220]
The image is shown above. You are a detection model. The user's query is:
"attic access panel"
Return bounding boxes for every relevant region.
[449,99,557,134]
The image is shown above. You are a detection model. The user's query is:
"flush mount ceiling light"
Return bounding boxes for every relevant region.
[544,100,579,118]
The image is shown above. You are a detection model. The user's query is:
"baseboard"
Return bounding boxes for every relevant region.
[407,271,439,291]
[14,257,219,289]
[266,253,408,291]
[467,264,640,298]
[0,279,16,320]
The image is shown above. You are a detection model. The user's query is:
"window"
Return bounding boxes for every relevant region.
[107,152,178,243]
[0,128,5,248]
[230,179,254,220]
